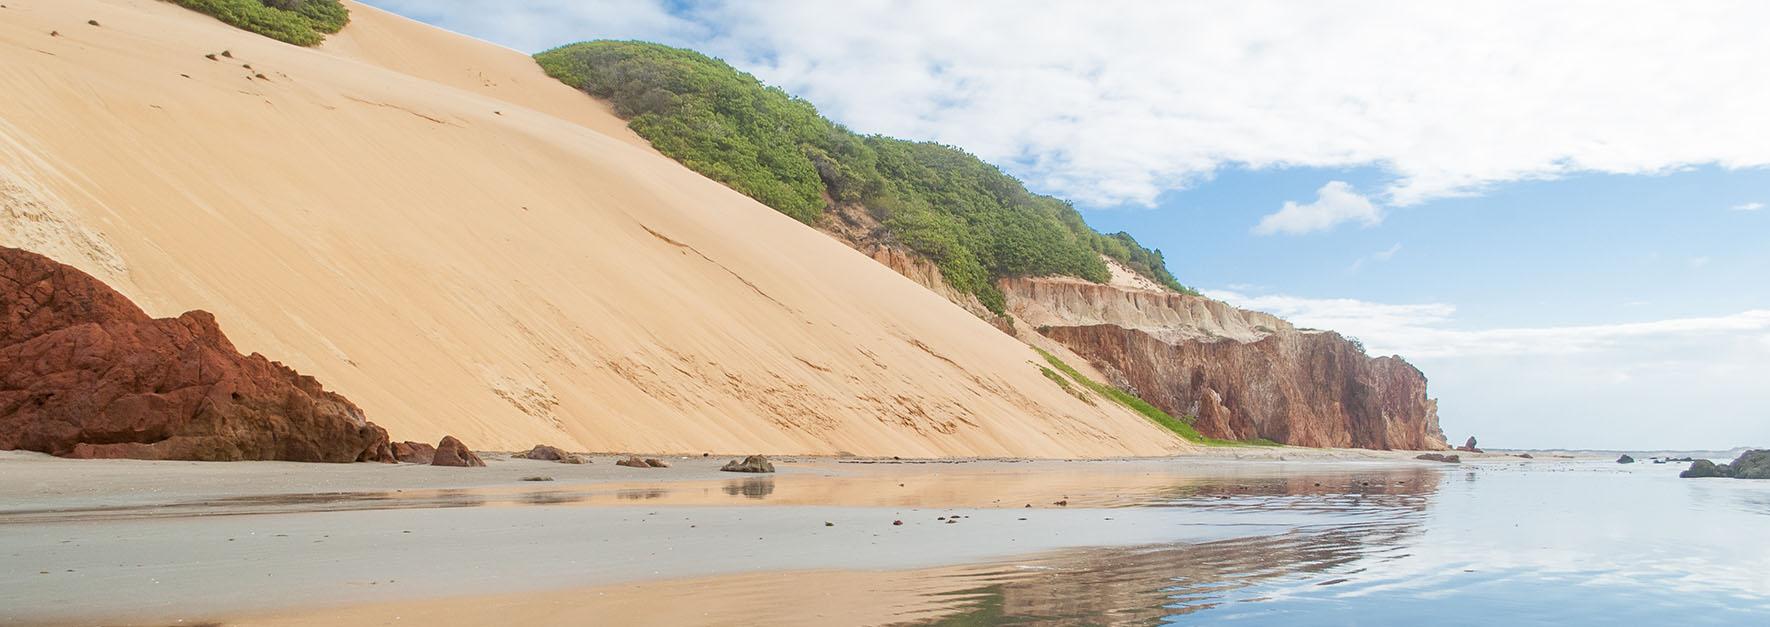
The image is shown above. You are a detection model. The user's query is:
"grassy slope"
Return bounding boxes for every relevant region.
[534,41,1197,313]
[167,0,348,46]
[1034,348,1279,447]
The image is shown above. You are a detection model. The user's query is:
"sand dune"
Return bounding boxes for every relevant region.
[0,0,1188,457]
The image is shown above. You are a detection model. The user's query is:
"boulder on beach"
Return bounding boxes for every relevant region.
[721,455,775,473]
[1414,453,1460,463]
[0,247,393,462]
[516,444,585,464]
[1728,450,1770,479]
[431,435,485,467]
[1616,454,1635,464]
[1455,436,1483,454]
[643,457,670,468]
[615,455,654,468]
[392,441,436,464]
[1679,459,1731,479]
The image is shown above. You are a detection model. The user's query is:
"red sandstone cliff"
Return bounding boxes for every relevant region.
[818,201,1447,451]
[0,247,394,462]
[1002,276,1446,450]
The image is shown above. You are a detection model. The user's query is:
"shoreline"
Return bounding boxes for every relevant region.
[0,450,1506,626]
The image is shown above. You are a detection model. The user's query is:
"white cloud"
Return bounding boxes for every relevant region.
[1350,242,1404,272]
[1206,289,1770,448]
[1253,181,1381,236]
[368,0,1770,207]
[1731,202,1765,211]
[1204,289,1770,360]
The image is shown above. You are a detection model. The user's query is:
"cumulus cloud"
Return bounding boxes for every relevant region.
[1253,181,1381,236]
[366,0,1770,208]
[1731,202,1765,211]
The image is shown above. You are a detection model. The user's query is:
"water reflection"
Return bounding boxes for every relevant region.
[722,478,776,499]
[909,475,1436,626]
[615,488,670,501]
[902,463,1770,625]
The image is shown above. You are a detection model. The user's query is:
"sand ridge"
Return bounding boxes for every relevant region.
[0,0,1189,457]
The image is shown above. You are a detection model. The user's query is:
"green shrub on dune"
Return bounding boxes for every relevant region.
[536,41,1196,312]
[167,0,348,46]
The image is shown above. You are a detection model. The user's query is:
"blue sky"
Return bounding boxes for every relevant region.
[364,0,1770,450]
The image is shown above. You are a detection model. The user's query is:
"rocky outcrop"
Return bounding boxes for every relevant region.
[721,454,776,473]
[1457,436,1483,453]
[1683,450,1770,479]
[615,455,654,468]
[1416,453,1460,463]
[392,441,436,464]
[1004,277,1446,450]
[430,435,484,467]
[0,247,393,462]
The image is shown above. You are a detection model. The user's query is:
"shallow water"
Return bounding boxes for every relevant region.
[3,458,1766,625]
[904,461,1770,625]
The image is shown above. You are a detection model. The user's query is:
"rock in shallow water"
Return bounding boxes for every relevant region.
[1680,459,1730,478]
[1617,454,1635,464]
[1678,451,1770,479]
[0,247,392,462]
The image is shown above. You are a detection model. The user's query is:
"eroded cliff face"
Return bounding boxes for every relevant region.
[814,198,1447,450]
[1004,277,1446,450]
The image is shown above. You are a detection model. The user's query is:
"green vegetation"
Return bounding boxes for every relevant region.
[1034,348,1279,447]
[535,41,1197,313]
[167,0,348,46]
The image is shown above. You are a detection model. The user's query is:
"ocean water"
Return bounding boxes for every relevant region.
[911,460,1770,625]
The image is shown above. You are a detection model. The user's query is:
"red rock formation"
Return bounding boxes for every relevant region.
[1001,276,1446,450]
[819,203,1447,451]
[392,441,437,464]
[430,435,484,467]
[0,247,393,462]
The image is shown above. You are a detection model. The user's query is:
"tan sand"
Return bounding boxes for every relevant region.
[0,451,1469,625]
[228,566,992,627]
[0,0,1189,457]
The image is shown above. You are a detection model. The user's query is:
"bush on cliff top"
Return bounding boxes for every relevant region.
[167,0,348,46]
[535,41,1197,311]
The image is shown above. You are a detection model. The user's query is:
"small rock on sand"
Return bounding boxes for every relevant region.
[720,455,775,473]
[431,435,485,467]
[1617,454,1635,464]
[644,458,670,468]
[515,445,585,464]
[392,441,436,464]
[615,455,653,468]
[1415,453,1460,464]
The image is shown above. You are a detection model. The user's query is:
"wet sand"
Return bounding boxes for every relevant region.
[0,449,1481,626]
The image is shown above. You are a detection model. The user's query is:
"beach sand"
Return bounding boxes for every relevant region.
[0,449,1543,626]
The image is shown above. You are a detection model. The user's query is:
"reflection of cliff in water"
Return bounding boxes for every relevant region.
[911,469,1441,625]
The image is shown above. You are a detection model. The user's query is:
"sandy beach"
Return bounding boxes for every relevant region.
[2,448,1488,626]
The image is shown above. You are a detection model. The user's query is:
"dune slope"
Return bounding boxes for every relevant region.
[0,0,1187,457]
